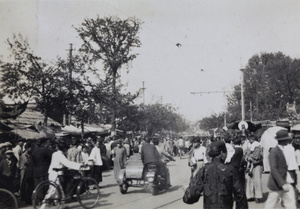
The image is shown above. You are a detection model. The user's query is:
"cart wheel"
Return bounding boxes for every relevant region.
[150,186,158,196]
[119,182,128,194]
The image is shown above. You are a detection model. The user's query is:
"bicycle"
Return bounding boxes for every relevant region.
[32,166,100,209]
[0,188,18,209]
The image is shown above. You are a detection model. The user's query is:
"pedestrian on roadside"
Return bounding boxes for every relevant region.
[112,140,127,180]
[230,136,247,192]
[89,138,104,187]
[245,134,263,203]
[190,137,207,178]
[31,138,52,188]
[19,142,32,190]
[173,138,179,157]
[0,150,18,192]
[12,138,25,167]
[178,136,185,158]
[264,129,297,209]
[20,141,34,204]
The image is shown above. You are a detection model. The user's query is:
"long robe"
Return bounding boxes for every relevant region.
[113,146,127,180]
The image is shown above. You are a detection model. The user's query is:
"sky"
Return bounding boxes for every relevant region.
[1,0,300,122]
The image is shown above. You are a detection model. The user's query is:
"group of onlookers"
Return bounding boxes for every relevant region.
[185,129,300,209]
[0,134,137,205]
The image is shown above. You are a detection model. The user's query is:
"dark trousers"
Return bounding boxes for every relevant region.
[91,165,102,184]
[0,176,15,192]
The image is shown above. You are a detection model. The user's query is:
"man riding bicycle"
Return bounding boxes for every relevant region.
[40,140,87,209]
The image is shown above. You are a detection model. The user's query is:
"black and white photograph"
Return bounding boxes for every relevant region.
[1,0,300,209]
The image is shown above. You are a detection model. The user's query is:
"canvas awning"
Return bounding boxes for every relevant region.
[291,123,300,131]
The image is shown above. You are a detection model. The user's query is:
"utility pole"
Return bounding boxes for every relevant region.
[240,69,245,121]
[65,43,73,126]
[141,81,146,104]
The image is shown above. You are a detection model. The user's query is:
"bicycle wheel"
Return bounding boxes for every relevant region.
[32,180,62,209]
[0,188,18,209]
[77,177,100,209]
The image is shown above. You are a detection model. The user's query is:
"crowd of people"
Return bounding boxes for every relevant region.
[0,134,186,205]
[185,129,300,209]
[0,135,124,204]
[1,128,300,208]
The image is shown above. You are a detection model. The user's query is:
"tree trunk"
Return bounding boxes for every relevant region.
[111,69,117,136]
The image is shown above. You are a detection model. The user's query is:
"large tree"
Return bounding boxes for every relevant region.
[75,16,142,135]
[227,52,300,121]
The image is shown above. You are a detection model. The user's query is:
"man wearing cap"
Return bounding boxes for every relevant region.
[0,150,18,192]
[186,140,248,209]
[264,129,297,209]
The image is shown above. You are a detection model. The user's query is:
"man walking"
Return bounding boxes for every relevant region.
[184,140,248,208]
[264,129,297,209]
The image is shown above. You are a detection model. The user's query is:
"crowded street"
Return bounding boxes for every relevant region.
[18,153,274,209]
[2,1,300,209]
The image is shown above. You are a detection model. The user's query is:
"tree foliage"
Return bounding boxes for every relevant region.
[199,51,300,130]
[0,34,45,102]
[199,113,225,131]
[75,16,142,134]
[233,52,300,121]
[138,103,189,135]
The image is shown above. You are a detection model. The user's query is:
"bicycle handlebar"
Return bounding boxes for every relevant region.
[52,165,90,172]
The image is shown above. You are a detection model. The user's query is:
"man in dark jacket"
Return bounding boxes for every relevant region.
[31,138,52,188]
[230,136,247,191]
[141,137,161,166]
[264,129,297,209]
[190,140,248,209]
[141,136,165,179]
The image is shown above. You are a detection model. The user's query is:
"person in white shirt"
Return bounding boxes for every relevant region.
[48,142,82,182]
[43,140,85,209]
[224,136,235,164]
[89,139,103,186]
[13,139,24,167]
[178,137,185,158]
[191,138,207,177]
